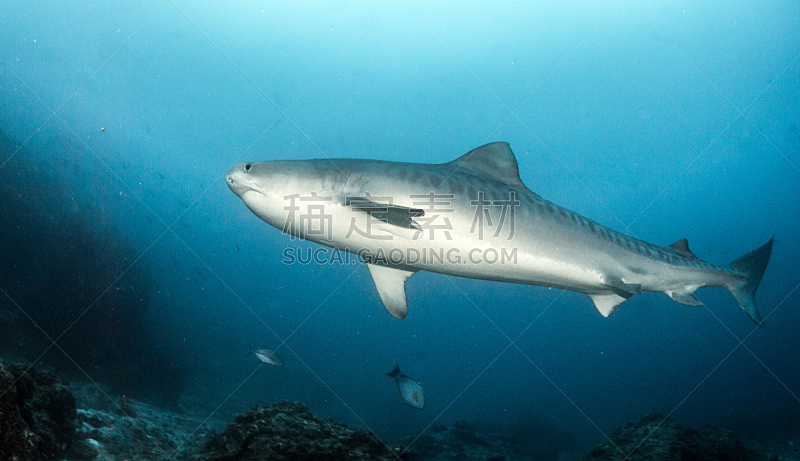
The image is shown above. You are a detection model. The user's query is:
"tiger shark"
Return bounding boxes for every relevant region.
[226,142,773,323]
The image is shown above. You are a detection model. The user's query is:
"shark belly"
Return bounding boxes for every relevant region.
[318,193,624,294]
[317,190,739,318]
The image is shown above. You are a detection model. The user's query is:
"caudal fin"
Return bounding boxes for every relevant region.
[728,237,774,324]
[385,364,401,379]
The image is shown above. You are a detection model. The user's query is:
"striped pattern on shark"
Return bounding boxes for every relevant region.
[226,142,773,323]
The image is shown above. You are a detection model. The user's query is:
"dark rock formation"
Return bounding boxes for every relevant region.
[0,363,39,460]
[582,412,752,461]
[197,400,406,461]
[0,362,77,460]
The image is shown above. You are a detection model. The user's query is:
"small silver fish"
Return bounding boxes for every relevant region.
[386,364,425,409]
[248,346,284,367]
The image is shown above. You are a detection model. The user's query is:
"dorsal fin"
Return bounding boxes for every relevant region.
[446,142,537,195]
[666,238,699,260]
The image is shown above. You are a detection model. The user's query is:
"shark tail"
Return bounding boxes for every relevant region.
[727,237,774,324]
[385,364,401,379]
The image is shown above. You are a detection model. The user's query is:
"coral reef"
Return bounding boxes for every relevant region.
[507,414,580,460]
[405,420,536,461]
[0,361,215,461]
[581,412,752,461]
[6,360,800,461]
[0,362,77,460]
[196,400,408,461]
[70,381,217,460]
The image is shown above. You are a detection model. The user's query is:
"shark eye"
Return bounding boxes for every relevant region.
[244,164,252,172]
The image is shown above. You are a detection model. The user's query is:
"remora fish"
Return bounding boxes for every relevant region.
[386,364,425,409]
[226,142,773,323]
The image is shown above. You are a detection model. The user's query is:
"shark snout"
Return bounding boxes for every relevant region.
[225,163,254,196]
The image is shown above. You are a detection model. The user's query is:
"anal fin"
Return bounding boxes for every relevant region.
[366,264,416,319]
[667,288,703,306]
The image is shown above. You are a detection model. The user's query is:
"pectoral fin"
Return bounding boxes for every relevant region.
[367,264,417,319]
[589,292,630,317]
[347,198,424,230]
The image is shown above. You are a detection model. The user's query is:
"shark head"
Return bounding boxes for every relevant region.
[226,160,344,238]
[226,161,294,229]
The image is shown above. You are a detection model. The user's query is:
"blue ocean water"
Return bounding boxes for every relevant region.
[1,0,799,455]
